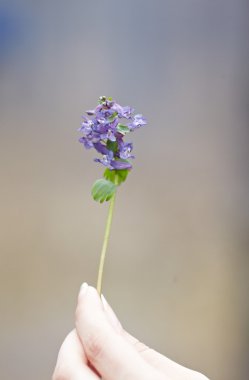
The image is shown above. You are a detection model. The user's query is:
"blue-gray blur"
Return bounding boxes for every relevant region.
[0,1,248,379]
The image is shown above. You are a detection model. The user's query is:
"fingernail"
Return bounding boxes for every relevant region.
[80,282,88,295]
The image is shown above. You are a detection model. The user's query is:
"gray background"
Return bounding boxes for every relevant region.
[0,1,249,379]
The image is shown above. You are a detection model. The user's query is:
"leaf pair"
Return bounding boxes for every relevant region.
[91,168,129,203]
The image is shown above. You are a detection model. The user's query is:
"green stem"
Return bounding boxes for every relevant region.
[97,186,117,295]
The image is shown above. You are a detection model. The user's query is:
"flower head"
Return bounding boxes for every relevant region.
[79,96,147,171]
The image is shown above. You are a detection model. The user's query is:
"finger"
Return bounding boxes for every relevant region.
[101,294,209,380]
[124,332,209,379]
[75,283,164,380]
[52,329,100,380]
[101,294,181,375]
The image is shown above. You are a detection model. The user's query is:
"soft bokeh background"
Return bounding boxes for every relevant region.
[1,1,248,379]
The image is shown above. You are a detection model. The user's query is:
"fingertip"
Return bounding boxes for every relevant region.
[76,284,104,324]
[78,283,100,302]
[78,283,102,307]
[80,282,88,294]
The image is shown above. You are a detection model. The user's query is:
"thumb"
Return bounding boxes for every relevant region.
[75,283,164,380]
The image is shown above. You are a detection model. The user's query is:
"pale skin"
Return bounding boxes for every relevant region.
[53,284,209,380]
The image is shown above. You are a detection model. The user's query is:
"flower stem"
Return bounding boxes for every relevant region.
[97,187,117,295]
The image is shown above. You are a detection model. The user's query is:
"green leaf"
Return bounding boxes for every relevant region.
[116,168,129,184]
[116,124,130,135]
[106,140,118,153]
[108,112,118,122]
[91,179,116,203]
[104,168,129,185]
[104,168,116,183]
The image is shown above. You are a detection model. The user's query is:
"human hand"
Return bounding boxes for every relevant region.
[53,284,209,380]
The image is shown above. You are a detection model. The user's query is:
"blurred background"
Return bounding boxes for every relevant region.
[0,1,249,379]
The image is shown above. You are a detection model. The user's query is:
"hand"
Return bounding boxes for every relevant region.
[53,284,209,380]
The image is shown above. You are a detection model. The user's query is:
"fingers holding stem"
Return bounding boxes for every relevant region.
[76,283,165,380]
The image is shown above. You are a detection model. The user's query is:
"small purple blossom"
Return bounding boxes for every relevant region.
[94,150,114,169]
[78,117,94,134]
[128,114,147,130]
[79,96,147,170]
[79,136,93,149]
[112,104,134,119]
[119,142,134,160]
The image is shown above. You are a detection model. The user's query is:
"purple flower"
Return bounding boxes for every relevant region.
[99,123,117,142]
[78,117,94,134]
[94,150,114,169]
[79,136,94,149]
[78,96,147,170]
[128,114,147,130]
[110,160,132,170]
[119,142,134,160]
[86,109,95,116]
[93,142,109,155]
[112,104,134,119]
